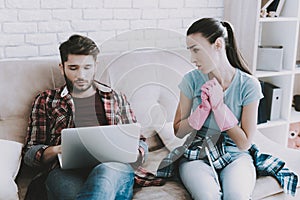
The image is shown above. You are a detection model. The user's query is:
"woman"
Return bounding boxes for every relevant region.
[173,18,263,199]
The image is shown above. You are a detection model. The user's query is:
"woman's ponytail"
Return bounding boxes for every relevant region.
[221,21,251,75]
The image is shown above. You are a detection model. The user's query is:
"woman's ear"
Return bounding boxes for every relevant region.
[214,37,224,50]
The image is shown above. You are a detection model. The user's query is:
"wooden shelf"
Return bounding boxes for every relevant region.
[259,17,298,22]
[258,119,287,129]
[294,68,300,74]
[255,70,293,78]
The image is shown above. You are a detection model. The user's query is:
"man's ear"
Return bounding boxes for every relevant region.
[95,61,99,73]
[59,63,64,76]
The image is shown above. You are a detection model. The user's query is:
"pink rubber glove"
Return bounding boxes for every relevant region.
[187,91,211,130]
[201,78,238,132]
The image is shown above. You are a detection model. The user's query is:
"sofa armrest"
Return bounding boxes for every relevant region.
[253,131,300,176]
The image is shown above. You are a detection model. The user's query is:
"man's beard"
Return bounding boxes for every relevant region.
[64,73,94,94]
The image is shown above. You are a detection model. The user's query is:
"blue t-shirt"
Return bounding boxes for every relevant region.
[179,69,263,146]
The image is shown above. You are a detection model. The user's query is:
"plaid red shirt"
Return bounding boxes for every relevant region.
[23,82,147,169]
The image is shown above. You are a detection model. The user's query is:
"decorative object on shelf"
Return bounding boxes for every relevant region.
[256,45,283,71]
[293,95,300,112]
[260,0,286,18]
[263,82,282,120]
[288,122,300,150]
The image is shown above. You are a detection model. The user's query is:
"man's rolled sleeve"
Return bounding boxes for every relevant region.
[138,140,148,163]
[24,145,49,167]
[23,92,49,168]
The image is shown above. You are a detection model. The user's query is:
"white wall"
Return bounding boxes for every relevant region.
[0,0,224,60]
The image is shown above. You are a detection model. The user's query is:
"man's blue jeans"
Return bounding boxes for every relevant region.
[45,162,134,200]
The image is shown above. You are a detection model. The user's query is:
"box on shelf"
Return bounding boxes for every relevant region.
[263,82,282,121]
[256,45,283,71]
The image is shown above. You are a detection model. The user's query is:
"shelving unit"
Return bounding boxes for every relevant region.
[224,0,300,147]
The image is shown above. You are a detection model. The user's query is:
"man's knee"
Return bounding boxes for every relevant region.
[93,162,133,175]
[90,162,134,190]
[45,169,84,200]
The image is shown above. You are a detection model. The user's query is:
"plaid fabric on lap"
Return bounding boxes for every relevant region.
[156,139,298,196]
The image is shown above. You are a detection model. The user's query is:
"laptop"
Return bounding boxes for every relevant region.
[58,123,141,169]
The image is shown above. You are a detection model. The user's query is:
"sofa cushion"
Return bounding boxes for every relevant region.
[252,176,283,199]
[0,175,19,200]
[0,60,64,142]
[155,121,186,151]
[0,118,28,144]
[0,139,23,200]
[133,181,191,200]
[0,139,23,179]
[146,133,165,152]
[99,49,194,136]
[0,60,62,120]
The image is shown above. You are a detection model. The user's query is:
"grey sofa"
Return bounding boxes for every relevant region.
[1,50,300,199]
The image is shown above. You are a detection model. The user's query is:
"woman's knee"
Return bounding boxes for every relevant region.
[221,154,256,200]
[179,160,222,200]
[223,190,252,200]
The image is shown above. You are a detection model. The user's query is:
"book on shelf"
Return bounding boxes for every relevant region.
[264,82,282,121]
[296,60,300,68]
[257,80,268,124]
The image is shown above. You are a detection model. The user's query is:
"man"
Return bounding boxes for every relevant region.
[23,34,148,200]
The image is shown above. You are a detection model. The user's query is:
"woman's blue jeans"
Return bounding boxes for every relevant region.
[45,162,134,200]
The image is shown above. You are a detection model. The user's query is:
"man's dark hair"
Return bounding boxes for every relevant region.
[59,34,100,65]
